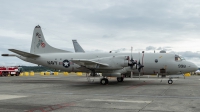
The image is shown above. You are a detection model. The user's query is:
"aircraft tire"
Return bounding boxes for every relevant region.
[168,80,173,84]
[117,77,124,82]
[100,78,108,85]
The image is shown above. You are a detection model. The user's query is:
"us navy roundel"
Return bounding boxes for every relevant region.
[63,60,70,68]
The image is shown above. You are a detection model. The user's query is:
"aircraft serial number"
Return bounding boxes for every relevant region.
[178,64,186,68]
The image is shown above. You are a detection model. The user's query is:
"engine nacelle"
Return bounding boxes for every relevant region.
[112,55,130,67]
[97,55,129,69]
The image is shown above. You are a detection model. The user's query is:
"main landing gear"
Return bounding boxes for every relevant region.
[100,78,109,85]
[100,77,124,85]
[168,77,173,84]
[117,77,124,82]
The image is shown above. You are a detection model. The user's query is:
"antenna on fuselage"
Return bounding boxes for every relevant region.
[128,47,137,70]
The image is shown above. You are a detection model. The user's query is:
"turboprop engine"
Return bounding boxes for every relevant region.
[94,55,130,69]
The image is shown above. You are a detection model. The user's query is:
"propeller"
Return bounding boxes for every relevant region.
[128,57,137,79]
[128,47,137,78]
[128,47,144,72]
[128,47,137,69]
[127,47,144,79]
[136,51,144,72]
[128,57,137,69]
[137,52,144,80]
[137,60,144,72]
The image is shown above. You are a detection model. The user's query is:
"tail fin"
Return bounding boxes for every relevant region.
[30,25,71,54]
[72,40,85,53]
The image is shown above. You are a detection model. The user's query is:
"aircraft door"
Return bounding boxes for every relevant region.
[160,68,166,77]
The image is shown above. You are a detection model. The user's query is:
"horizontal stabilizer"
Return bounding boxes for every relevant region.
[1,54,16,56]
[71,59,109,67]
[9,49,40,58]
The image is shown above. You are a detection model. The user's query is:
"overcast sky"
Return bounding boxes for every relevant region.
[1,0,200,67]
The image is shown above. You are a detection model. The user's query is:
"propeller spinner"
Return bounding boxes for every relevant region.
[128,57,137,69]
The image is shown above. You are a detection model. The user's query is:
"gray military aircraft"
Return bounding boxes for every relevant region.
[72,40,194,79]
[2,25,198,85]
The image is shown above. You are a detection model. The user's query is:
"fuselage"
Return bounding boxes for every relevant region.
[18,52,197,75]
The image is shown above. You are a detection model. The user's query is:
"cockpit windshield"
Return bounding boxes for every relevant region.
[179,55,186,60]
[175,55,185,61]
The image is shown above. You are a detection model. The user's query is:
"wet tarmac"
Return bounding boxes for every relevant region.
[0,74,199,112]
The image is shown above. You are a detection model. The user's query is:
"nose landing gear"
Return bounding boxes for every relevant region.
[168,77,173,84]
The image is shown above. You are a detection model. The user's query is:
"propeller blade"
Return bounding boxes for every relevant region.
[138,65,144,72]
[128,47,136,69]
[137,60,144,72]
[128,57,137,69]
[135,60,137,69]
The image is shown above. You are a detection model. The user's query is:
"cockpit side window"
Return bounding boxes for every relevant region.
[175,55,186,61]
[175,55,181,61]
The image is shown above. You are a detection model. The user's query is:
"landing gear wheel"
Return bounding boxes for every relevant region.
[100,78,108,85]
[117,77,124,82]
[168,80,173,84]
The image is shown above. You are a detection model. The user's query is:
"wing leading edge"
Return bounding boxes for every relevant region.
[71,59,109,67]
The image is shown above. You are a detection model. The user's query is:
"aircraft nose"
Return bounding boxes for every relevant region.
[188,62,198,72]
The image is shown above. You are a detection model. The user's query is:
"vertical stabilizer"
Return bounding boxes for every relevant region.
[30,25,70,54]
[72,40,85,53]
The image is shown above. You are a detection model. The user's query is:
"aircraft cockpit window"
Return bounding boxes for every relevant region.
[175,55,181,61]
[175,55,185,61]
[180,56,186,61]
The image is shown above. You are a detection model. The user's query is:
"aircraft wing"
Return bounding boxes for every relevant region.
[71,59,109,67]
[9,49,40,58]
